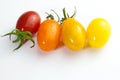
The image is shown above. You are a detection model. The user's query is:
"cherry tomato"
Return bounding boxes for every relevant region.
[17,11,41,34]
[37,19,60,51]
[87,18,111,48]
[61,18,86,50]
[3,11,41,50]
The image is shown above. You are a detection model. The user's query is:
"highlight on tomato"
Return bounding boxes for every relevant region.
[37,11,61,51]
[3,11,41,50]
[87,18,111,48]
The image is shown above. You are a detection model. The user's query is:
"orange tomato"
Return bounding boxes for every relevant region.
[37,19,60,51]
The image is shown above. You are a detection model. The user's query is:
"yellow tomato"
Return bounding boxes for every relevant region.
[61,18,86,50]
[87,18,111,48]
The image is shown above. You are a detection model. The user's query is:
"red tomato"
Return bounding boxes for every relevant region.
[37,19,60,51]
[16,11,41,34]
[3,11,41,50]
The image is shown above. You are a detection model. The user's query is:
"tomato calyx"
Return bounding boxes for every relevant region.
[46,7,76,24]
[61,7,76,23]
[2,29,35,50]
[46,12,54,20]
[45,9,61,23]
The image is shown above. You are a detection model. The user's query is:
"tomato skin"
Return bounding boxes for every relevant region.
[87,18,111,48]
[37,20,60,51]
[16,11,41,34]
[61,18,86,50]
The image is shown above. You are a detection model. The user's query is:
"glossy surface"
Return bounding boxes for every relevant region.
[87,18,111,48]
[16,11,41,34]
[61,18,86,50]
[37,20,60,51]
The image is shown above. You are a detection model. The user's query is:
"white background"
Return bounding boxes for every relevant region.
[0,0,120,80]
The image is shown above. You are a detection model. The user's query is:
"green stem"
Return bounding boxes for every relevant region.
[45,12,54,20]
[63,8,67,19]
[2,29,35,50]
[61,7,77,23]
[70,7,77,18]
[51,9,61,23]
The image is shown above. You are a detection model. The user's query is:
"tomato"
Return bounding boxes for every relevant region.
[3,11,41,50]
[37,19,60,51]
[16,11,41,34]
[61,18,86,50]
[87,18,111,48]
